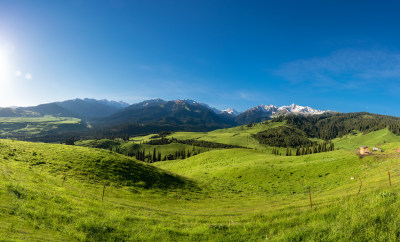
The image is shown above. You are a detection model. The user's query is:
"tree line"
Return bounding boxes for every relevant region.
[273,112,400,140]
[135,147,203,163]
[271,142,334,156]
[252,126,315,147]
[144,137,246,149]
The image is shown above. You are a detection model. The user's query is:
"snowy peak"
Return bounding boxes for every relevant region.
[179,99,221,114]
[97,99,130,109]
[277,103,325,115]
[220,108,240,117]
[235,103,328,125]
[250,105,278,113]
[247,103,325,116]
[140,99,167,107]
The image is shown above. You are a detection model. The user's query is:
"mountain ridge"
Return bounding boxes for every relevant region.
[0,98,334,126]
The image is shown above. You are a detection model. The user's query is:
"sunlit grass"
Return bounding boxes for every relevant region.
[2,129,400,240]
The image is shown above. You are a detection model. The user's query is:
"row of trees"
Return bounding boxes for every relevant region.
[144,137,245,149]
[135,147,203,163]
[272,142,335,156]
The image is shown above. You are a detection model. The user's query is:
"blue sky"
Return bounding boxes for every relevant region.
[1,0,400,115]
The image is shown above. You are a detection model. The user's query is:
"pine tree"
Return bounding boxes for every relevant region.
[152,148,156,162]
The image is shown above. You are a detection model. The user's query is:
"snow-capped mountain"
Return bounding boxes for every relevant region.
[235,104,327,124]
[181,99,221,114]
[246,103,324,116]
[277,103,325,115]
[97,99,130,109]
[249,105,278,114]
[220,108,240,117]
[2,97,331,127]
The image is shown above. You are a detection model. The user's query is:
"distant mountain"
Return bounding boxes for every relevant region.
[181,99,221,114]
[122,99,168,112]
[0,107,39,117]
[5,98,130,119]
[1,98,334,131]
[235,104,328,124]
[275,104,325,116]
[22,103,77,117]
[97,99,129,109]
[97,99,235,130]
[220,108,240,117]
[56,98,129,118]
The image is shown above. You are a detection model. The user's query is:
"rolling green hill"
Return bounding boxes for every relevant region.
[0,116,87,141]
[163,121,287,150]
[334,128,400,150]
[2,127,400,240]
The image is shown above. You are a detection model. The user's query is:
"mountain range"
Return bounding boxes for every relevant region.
[0,98,129,119]
[0,98,331,128]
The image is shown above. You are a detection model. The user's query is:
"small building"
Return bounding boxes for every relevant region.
[373,147,382,152]
[397,149,400,153]
[360,146,369,155]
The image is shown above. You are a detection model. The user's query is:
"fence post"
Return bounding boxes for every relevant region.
[62,175,66,186]
[357,176,362,197]
[102,184,106,201]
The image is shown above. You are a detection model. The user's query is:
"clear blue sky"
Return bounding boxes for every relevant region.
[1,0,400,115]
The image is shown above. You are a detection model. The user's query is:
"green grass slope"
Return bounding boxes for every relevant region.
[76,138,214,161]
[163,121,286,150]
[0,139,191,189]
[0,116,85,139]
[0,139,197,240]
[334,128,400,150]
[154,139,400,240]
[3,128,400,240]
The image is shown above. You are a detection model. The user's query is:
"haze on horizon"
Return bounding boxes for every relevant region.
[1,0,400,115]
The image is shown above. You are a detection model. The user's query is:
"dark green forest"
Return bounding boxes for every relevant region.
[274,112,400,140]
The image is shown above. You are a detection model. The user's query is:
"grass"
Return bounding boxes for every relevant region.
[0,115,84,137]
[2,128,400,240]
[164,121,287,151]
[334,128,400,150]
[76,138,215,160]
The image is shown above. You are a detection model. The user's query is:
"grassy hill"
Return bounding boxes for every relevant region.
[334,128,400,150]
[0,140,196,240]
[0,116,86,140]
[160,121,287,150]
[2,127,400,240]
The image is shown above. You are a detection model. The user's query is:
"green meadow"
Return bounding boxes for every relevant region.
[0,116,84,137]
[2,125,400,240]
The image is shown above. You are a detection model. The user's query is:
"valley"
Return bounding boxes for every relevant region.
[2,1,398,240]
[2,109,400,240]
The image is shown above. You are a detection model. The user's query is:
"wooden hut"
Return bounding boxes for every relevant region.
[360,146,369,155]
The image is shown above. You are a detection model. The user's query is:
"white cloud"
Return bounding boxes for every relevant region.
[15,70,22,76]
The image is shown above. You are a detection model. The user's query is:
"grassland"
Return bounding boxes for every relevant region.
[0,116,84,138]
[76,138,214,161]
[163,121,286,150]
[2,127,400,240]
